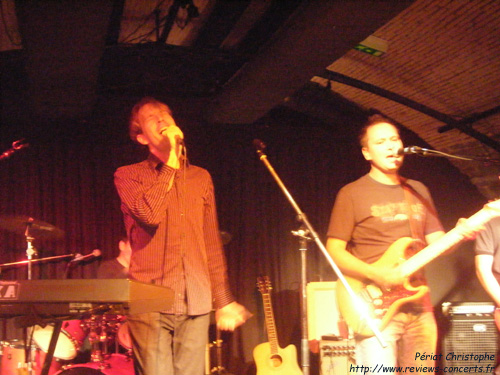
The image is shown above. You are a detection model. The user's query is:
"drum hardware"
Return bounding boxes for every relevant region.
[0,278,173,375]
[53,353,133,374]
[50,316,133,375]
[1,339,62,375]
[0,214,65,280]
[0,254,77,270]
[208,328,234,375]
[0,215,64,241]
[83,314,123,363]
[32,320,88,361]
[2,315,133,375]
[15,307,114,375]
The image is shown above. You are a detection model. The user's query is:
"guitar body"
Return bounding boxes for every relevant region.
[336,199,500,337]
[337,237,429,337]
[253,342,302,375]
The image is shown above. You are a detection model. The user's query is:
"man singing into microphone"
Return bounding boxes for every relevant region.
[326,114,474,371]
[114,97,250,375]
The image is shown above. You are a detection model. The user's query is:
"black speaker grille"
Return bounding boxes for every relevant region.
[443,317,497,367]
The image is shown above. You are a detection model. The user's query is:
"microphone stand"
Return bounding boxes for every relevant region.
[291,226,312,375]
[0,139,29,161]
[253,140,387,364]
[23,219,37,375]
[24,218,37,281]
[405,146,500,165]
[0,254,76,269]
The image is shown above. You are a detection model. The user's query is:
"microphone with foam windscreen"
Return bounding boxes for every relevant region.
[397,146,430,156]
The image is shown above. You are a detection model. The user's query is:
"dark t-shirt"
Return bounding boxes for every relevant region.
[97,258,128,279]
[327,174,444,264]
[327,174,444,312]
[475,216,500,281]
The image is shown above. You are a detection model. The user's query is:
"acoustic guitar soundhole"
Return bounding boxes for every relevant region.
[270,354,283,367]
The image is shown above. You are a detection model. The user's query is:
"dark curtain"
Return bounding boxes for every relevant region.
[0,107,487,374]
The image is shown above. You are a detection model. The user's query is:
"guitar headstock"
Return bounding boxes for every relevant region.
[459,198,500,236]
[257,276,272,294]
[485,198,500,213]
[475,198,500,225]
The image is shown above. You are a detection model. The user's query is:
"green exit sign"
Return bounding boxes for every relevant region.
[354,35,388,57]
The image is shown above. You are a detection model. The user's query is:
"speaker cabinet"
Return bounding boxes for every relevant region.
[442,302,498,368]
[307,282,342,341]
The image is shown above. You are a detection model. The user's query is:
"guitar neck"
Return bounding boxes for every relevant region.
[262,292,279,354]
[400,205,497,277]
[399,226,463,276]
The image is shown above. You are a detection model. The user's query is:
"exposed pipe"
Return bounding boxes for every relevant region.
[321,70,500,153]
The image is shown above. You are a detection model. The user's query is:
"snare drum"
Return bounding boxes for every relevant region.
[53,354,133,375]
[1,339,61,375]
[32,320,88,360]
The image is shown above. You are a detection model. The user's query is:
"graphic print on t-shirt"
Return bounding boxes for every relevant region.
[371,200,424,223]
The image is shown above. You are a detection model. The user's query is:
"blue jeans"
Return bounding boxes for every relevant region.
[127,312,210,375]
[355,311,437,373]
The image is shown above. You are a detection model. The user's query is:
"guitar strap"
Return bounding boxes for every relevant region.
[400,178,425,253]
[401,178,428,286]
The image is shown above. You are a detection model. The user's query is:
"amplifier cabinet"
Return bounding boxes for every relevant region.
[320,339,355,375]
[442,302,498,369]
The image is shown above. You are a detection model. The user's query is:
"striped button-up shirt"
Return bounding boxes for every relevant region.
[114,154,234,315]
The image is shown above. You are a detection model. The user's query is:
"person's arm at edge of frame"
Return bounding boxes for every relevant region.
[476,254,500,307]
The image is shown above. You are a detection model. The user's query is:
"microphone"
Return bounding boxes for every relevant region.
[159,129,184,146]
[175,135,185,146]
[70,249,101,263]
[253,139,266,151]
[397,146,429,156]
[0,139,29,161]
[253,139,267,157]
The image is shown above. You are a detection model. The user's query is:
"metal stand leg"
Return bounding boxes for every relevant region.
[293,227,311,375]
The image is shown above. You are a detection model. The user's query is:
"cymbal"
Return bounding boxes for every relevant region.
[0,215,64,239]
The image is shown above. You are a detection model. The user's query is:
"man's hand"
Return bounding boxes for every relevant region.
[215,301,252,331]
[370,266,406,291]
[160,125,184,169]
[456,217,483,240]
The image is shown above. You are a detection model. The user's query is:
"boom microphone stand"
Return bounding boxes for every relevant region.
[252,139,387,373]
[400,145,500,165]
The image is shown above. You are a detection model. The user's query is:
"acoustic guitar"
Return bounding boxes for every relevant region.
[336,199,500,337]
[253,276,302,375]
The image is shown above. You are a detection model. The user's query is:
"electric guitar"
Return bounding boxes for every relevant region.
[337,199,500,337]
[253,276,302,375]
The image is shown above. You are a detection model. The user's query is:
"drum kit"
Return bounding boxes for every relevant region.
[0,216,236,375]
[1,315,133,375]
[0,215,134,375]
